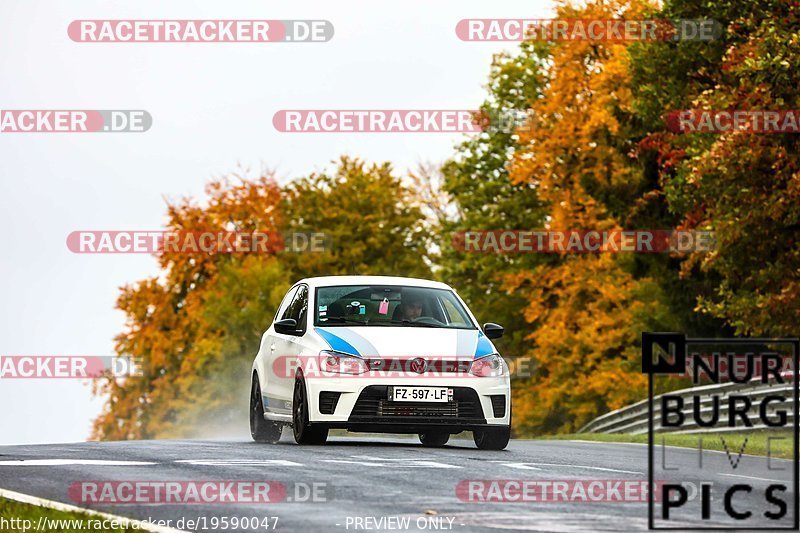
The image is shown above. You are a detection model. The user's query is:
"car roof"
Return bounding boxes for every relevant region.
[297,275,452,290]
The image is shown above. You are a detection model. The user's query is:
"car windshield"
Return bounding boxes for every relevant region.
[314,284,476,329]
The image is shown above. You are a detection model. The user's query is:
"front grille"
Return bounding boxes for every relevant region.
[490,395,506,418]
[365,358,470,373]
[348,385,485,424]
[319,391,341,415]
[378,400,459,417]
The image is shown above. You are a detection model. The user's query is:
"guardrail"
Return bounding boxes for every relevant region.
[578,373,796,435]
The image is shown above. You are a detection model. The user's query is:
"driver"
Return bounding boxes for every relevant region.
[400,296,424,321]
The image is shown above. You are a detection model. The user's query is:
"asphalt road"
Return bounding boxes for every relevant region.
[0,434,796,532]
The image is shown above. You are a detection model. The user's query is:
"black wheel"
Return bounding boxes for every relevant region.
[418,431,450,447]
[292,376,328,444]
[473,426,510,450]
[250,376,282,443]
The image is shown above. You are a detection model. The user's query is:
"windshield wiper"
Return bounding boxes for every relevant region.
[381,319,445,328]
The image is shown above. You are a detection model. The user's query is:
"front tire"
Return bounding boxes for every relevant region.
[418,431,450,447]
[473,426,510,450]
[292,376,328,445]
[250,377,282,443]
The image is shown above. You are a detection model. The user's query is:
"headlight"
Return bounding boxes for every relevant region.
[318,350,368,375]
[469,354,504,377]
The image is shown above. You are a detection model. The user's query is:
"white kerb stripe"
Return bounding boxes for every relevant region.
[0,487,187,533]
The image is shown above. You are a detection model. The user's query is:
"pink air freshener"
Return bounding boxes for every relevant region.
[378,298,389,315]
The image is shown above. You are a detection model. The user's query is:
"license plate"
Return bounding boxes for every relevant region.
[390,386,452,402]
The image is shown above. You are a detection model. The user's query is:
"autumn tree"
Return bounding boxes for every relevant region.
[631,0,800,335]
[281,156,432,280]
[94,157,432,439]
[93,175,284,439]
[501,0,684,434]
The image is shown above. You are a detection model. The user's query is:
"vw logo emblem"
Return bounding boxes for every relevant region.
[409,358,427,374]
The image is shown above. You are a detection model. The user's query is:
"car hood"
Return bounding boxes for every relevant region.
[313,326,496,359]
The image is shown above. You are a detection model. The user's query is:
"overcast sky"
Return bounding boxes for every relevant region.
[0,0,553,445]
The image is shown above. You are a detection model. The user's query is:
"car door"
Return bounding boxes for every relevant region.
[271,284,309,409]
[260,285,298,415]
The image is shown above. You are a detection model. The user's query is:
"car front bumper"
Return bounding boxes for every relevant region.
[304,373,510,432]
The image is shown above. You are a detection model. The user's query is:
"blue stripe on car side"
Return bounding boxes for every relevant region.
[314,328,361,357]
[323,328,380,357]
[474,331,496,358]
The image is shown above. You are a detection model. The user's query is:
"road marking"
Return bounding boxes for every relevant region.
[720,473,784,483]
[495,462,541,470]
[0,486,186,533]
[349,455,462,468]
[566,439,627,444]
[0,459,156,466]
[174,459,303,466]
[450,511,657,531]
[500,462,643,475]
[323,457,461,469]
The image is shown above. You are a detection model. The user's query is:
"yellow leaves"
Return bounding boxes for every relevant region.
[509,252,659,432]
[92,174,286,441]
[510,2,650,217]
[500,2,664,434]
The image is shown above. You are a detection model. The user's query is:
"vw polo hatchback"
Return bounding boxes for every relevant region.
[250,276,511,449]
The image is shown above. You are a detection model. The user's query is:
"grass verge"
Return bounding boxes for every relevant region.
[537,431,796,460]
[0,496,137,532]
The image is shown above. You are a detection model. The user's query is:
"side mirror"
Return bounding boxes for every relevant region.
[483,322,504,339]
[274,318,298,335]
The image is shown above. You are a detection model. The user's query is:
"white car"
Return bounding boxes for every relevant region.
[249,275,511,450]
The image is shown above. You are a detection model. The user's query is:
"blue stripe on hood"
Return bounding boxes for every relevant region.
[315,328,361,357]
[474,331,496,358]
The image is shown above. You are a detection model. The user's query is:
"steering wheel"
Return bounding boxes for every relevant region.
[412,316,445,326]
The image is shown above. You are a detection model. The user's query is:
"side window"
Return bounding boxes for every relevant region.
[285,285,309,333]
[441,297,470,327]
[275,286,298,323]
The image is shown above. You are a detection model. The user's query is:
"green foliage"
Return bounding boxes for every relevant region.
[631,0,800,335]
[282,156,432,279]
[439,41,550,362]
